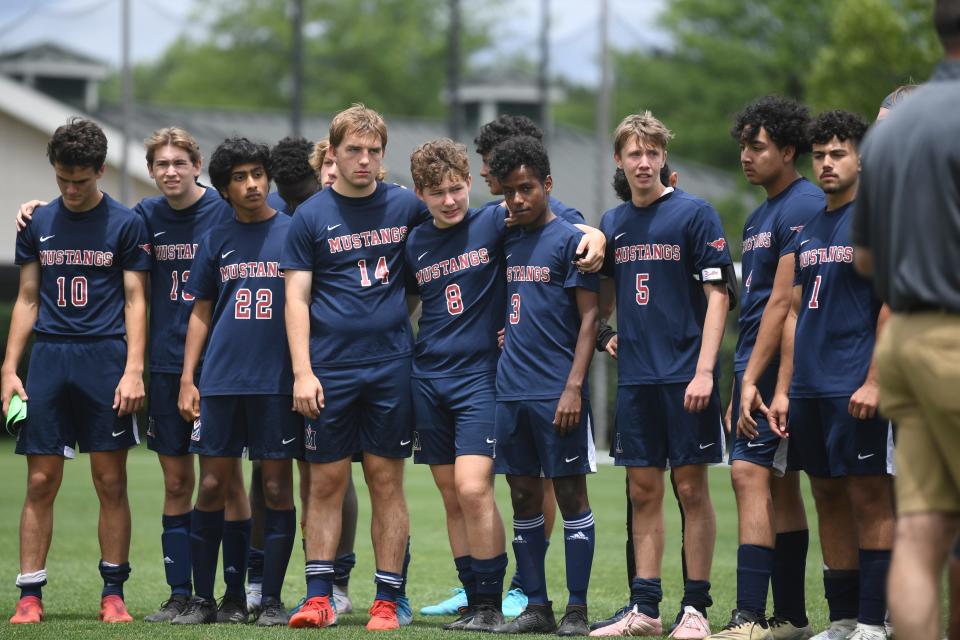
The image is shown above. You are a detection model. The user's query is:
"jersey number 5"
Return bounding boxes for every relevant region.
[235,288,273,319]
[635,273,650,305]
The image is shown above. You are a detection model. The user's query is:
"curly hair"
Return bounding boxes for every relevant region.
[410,138,470,191]
[474,115,544,157]
[47,117,107,171]
[208,137,272,196]
[613,163,672,201]
[270,136,316,186]
[731,96,812,156]
[808,110,869,148]
[488,136,551,184]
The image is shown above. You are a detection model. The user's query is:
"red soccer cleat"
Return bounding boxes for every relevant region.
[366,599,400,631]
[10,595,44,624]
[288,595,337,629]
[99,594,133,623]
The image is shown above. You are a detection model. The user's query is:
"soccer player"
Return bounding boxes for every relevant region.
[282,104,428,631]
[590,112,730,639]
[486,135,599,636]
[3,118,150,624]
[708,97,824,640]
[769,110,893,640]
[171,137,300,626]
[309,138,340,189]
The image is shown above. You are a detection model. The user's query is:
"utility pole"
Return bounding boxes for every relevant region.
[447,0,462,140]
[290,0,304,136]
[538,0,550,143]
[120,0,131,204]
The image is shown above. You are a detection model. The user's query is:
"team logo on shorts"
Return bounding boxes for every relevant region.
[486,436,497,459]
[412,431,421,452]
[191,419,201,442]
[706,237,727,252]
[304,425,316,451]
[615,432,623,454]
[146,417,155,438]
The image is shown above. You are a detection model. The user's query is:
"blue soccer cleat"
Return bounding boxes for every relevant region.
[501,587,528,618]
[419,587,467,616]
[397,595,413,626]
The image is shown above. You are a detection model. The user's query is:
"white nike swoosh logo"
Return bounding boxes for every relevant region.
[400,439,411,446]
[746,226,755,232]
[282,437,296,445]
[418,251,429,261]
[486,438,496,444]
[40,235,55,242]
[221,250,235,259]
[800,239,812,246]
[747,441,765,448]
[699,443,714,449]
[857,453,875,460]
[506,254,512,260]
[154,231,167,237]
[565,456,580,463]
[327,224,341,231]
[112,430,126,437]
[615,232,626,240]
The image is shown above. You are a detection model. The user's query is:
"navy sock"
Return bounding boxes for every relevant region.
[629,577,662,618]
[16,570,46,600]
[190,508,224,600]
[161,512,192,596]
[736,544,773,617]
[262,508,296,600]
[509,537,549,591]
[681,579,713,615]
[399,536,411,598]
[247,546,264,585]
[563,510,595,607]
[20,585,42,599]
[333,552,356,587]
[455,555,477,605]
[512,514,548,604]
[375,569,403,602]
[859,549,891,625]
[305,560,334,598]
[772,530,809,626]
[823,569,859,621]
[221,518,251,599]
[99,560,131,599]
[473,553,508,606]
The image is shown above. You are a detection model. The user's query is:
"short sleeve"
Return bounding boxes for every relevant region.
[562,231,599,292]
[281,206,317,271]
[792,247,802,287]
[553,198,586,225]
[117,214,152,271]
[183,234,218,300]
[775,194,822,257]
[687,204,733,274]
[14,225,38,266]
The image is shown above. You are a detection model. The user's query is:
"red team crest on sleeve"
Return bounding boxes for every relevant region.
[789,225,804,233]
[139,243,152,254]
[706,238,727,252]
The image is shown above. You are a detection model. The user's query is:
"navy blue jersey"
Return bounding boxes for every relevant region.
[791,202,881,397]
[405,205,507,377]
[600,188,733,385]
[734,178,824,371]
[281,182,430,367]
[185,213,293,396]
[497,217,598,400]
[134,187,233,373]
[15,193,151,337]
[267,190,286,212]
[481,196,586,225]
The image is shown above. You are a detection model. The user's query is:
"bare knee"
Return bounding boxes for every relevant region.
[92,468,128,504]
[163,469,194,502]
[674,475,710,512]
[731,461,768,499]
[508,477,543,516]
[629,474,664,509]
[198,471,228,504]
[553,476,589,516]
[26,469,61,504]
[810,477,847,506]
[456,476,493,515]
[262,477,293,509]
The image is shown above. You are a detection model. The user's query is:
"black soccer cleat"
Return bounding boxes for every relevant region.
[255,597,290,627]
[463,604,506,632]
[589,605,631,631]
[556,605,589,637]
[170,596,218,625]
[216,594,248,623]
[443,605,477,630]
[493,602,557,634]
[145,593,190,623]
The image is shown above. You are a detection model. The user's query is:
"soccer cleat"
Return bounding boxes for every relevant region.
[493,602,558,634]
[144,593,190,622]
[289,595,307,615]
[246,581,263,619]
[288,595,337,629]
[10,595,44,624]
[255,597,290,627]
[332,584,354,614]
[590,605,632,631]
[704,610,772,640]
[464,604,507,632]
[845,623,887,640]
[769,616,813,640]
[99,594,133,623]
[421,587,468,615]
[367,598,401,631]
[669,606,711,640]
[170,596,218,624]
[502,587,529,618]
[397,594,413,626]
[810,619,856,640]
[557,605,590,636]
[216,594,248,623]
[589,605,661,637]
[443,605,477,630]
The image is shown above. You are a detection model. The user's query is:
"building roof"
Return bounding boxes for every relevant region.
[0,42,109,81]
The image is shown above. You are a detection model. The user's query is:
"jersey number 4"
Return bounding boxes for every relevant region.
[358,257,389,286]
[235,288,273,319]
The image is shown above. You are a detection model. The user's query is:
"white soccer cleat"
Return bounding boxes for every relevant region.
[845,623,887,640]
[810,619,856,640]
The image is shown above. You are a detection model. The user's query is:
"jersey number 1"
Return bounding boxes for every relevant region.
[808,275,822,309]
[56,276,87,307]
[358,257,389,286]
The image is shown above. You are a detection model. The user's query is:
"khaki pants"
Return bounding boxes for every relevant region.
[876,312,960,514]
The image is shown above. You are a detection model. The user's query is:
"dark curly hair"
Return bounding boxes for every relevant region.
[613,163,672,201]
[209,137,272,196]
[488,136,551,184]
[410,138,470,191]
[808,110,869,148]
[270,136,315,186]
[47,117,107,171]
[731,96,812,157]
[474,115,544,157]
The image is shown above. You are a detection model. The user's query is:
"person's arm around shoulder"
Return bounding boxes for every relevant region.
[1,263,40,415]
[572,223,606,273]
[15,200,48,231]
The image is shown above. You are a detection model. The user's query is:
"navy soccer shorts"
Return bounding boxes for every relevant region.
[15,336,139,458]
[146,372,193,456]
[612,382,724,468]
[412,370,497,465]
[190,394,304,460]
[493,397,596,478]
[730,366,795,476]
[303,357,414,463]
[789,396,894,478]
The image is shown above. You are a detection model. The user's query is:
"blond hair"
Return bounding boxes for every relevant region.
[308,138,330,177]
[329,103,387,150]
[410,138,470,191]
[613,111,673,156]
[144,127,201,165]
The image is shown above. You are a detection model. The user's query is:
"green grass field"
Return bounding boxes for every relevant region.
[0,440,832,639]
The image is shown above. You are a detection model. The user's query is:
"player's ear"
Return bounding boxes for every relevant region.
[613,152,622,169]
[464,174,473,191]
[543,174,553,194]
